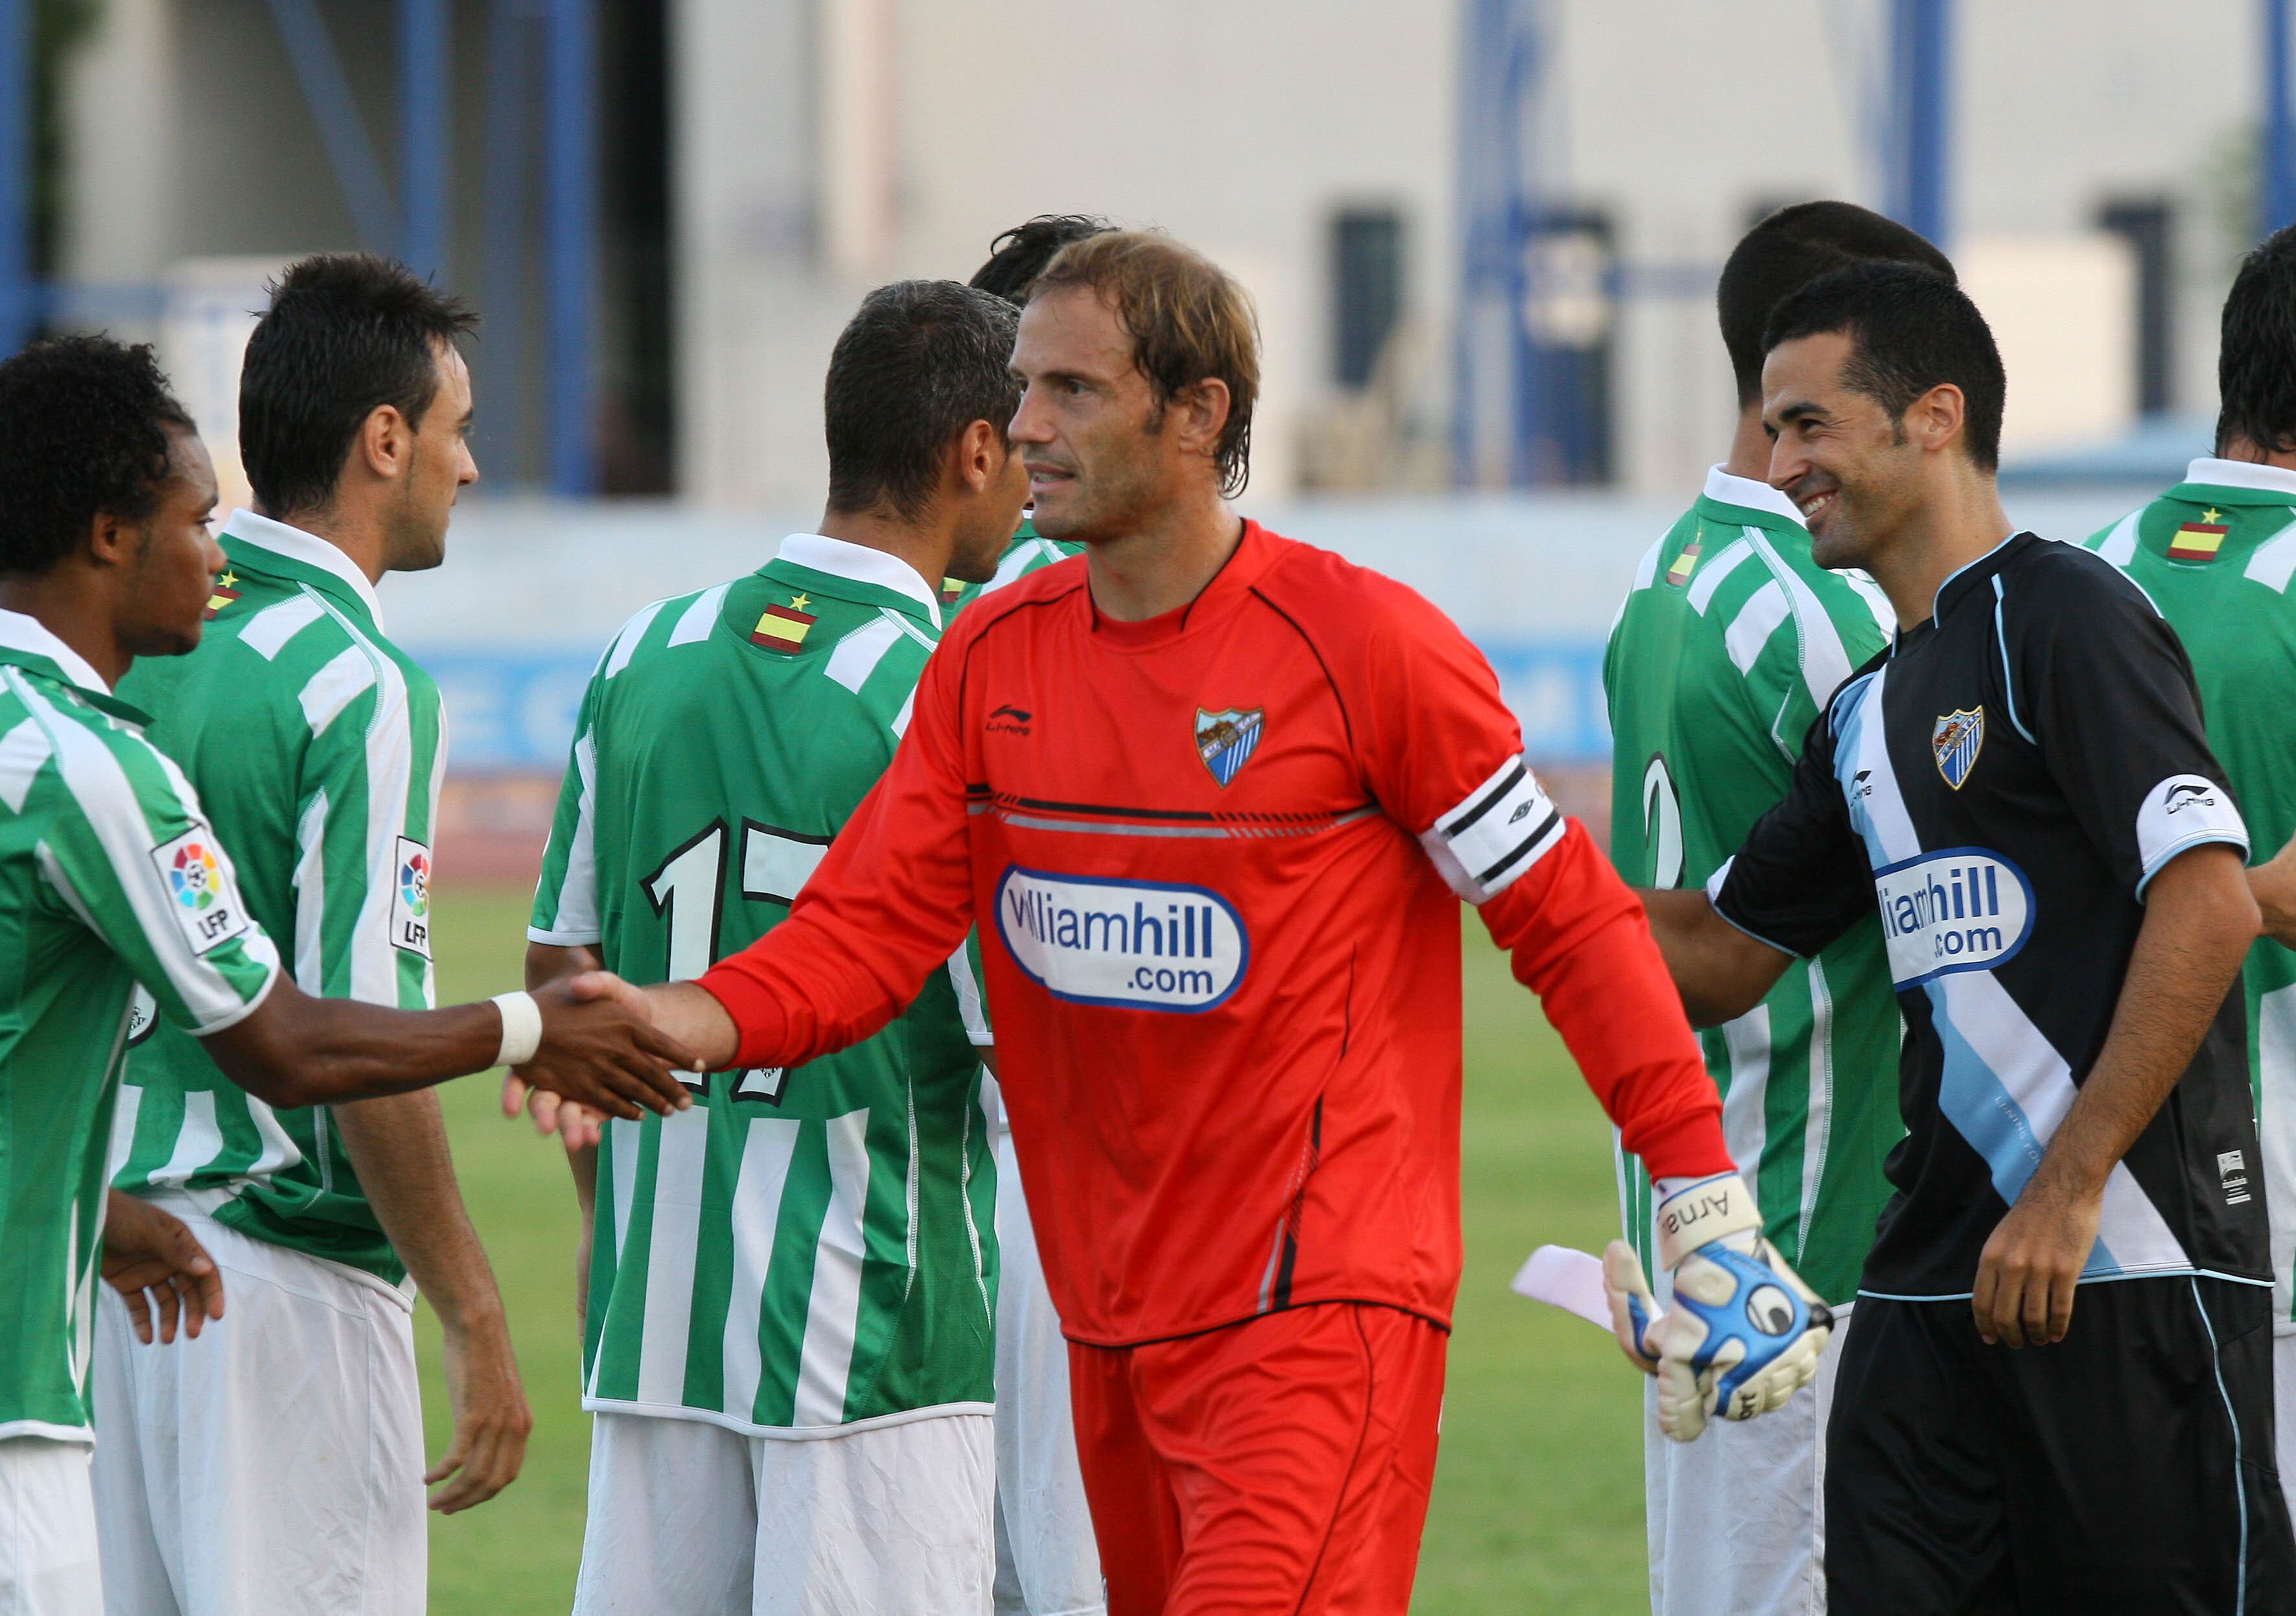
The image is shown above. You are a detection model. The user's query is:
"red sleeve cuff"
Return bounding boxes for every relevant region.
[1628,1101,1735,1184]
[693,963,793,1071]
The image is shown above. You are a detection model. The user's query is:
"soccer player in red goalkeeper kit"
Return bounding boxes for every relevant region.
[628,231,1830,1612]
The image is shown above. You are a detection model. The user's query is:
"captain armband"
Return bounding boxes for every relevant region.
[1419,755,1567,904]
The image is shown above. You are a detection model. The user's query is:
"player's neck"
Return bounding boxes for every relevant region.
[257,500,388,585]
[1721,404,1772,482]
[2214,434,2296,473]
[1867,473,2015,630]
[0,568,128,688]
[1081,493,1242,623]
[817,506,950,597]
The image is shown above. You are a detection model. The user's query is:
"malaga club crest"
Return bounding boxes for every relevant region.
[1932,707,1984,790]
[1194,707,1264,788]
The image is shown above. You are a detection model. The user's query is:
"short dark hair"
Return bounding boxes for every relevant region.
[824,281,1022,521]
[0,336,194,576]
[1718,202,1954,404]
[969,215,1114,305]
[1763,261,2006,472]
[1033,231,1261,497]
[2216,225,2296,456]
[239,253,477,519]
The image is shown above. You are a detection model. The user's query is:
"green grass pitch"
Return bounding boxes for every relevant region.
[417,886,1649,1611]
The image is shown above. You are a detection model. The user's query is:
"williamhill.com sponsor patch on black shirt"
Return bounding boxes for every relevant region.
[1715,533,2266,1299]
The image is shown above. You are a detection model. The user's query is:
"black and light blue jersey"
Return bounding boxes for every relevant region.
[1715,532,2266,1299]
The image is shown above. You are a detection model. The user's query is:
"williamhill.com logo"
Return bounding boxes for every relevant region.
[994,867,1247,1011]
[1872,847,2034,989]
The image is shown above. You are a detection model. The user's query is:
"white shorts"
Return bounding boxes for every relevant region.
[0,1438,101,1615]
[572,1409,994,1615]
[89,1206,424,1616]
[1642,1300,1850,1616]
[2275,1331,2296,1532]
[990,1130,1104,1616]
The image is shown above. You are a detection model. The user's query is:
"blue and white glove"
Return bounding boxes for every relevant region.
[1603,1172,1831,1442]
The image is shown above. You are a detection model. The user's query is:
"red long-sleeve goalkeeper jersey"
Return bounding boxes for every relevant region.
[699,522,1729,1346]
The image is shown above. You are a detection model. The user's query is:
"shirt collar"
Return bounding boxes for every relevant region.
[2179,457,2296,499]
[1700,465,1807,527]
[221,509,387,629]
[1929,530,2028,626]
[771,533,942,627]
[0,606,117,694]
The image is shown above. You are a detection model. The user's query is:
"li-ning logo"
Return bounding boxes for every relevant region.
[994,867,1247,1012]
[1872,847,2035,989]
[986,704,1032,736]
[2166,782,2219,814]
[2220,1150,2253,1205]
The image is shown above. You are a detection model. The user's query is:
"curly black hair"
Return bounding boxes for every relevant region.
[0,335,194,576]
[969,215,1113,305]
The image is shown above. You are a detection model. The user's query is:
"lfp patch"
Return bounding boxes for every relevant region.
[1932,707,1984,790]
[391,836,434,959]
[148,826,249,956]
[1194,707,1264,788]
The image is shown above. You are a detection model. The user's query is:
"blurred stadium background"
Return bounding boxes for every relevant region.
[17,0,2296,1604]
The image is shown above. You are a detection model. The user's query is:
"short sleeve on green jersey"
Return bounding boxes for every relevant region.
[5,672,278,1032]
[531,669,607,946]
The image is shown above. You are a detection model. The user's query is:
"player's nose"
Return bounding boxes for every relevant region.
[1008,386,1054,445]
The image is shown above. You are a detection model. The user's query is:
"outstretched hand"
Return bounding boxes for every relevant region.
[102,1191,225,1345]
[513,973,702,1121]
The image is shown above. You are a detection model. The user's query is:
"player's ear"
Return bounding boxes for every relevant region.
[86,504,143,571]
[353,403,412,484]
[1172,377,1232,463]
[953,419,1000,494]
[1905,381,1966,458]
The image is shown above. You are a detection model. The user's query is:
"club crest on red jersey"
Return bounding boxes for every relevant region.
[1932,707,1983,790]
[1195,707,1264,787]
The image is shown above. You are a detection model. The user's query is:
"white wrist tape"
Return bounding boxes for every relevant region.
[1652,1172,1763,1270]
[491,990,543,1068]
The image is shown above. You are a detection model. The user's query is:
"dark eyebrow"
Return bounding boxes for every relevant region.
[1774,399,1829,427]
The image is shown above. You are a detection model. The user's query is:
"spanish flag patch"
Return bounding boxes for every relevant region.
[205,571,241,621]
[2168,517,2227,563]
[1666,537,1701,587]
[750,593,817,652]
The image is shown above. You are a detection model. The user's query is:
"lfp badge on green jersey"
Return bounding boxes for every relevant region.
[531,532,1001,1436]
[1604,466,1905,1309]
[2089,457,2296,1332]
[0,609,279,1439]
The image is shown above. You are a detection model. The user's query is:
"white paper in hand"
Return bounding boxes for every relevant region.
[1510,1245,1612,1331]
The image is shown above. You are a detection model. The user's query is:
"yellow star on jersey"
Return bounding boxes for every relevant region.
[2201,508,2222,525]
[218,570,237,589]
[789,593,810,613]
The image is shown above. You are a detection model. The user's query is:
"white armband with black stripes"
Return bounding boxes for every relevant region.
[1420,755,1566,904]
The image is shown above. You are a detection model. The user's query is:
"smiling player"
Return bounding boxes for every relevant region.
[1638,261,2296,1611]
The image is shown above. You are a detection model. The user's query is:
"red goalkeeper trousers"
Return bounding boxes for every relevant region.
[1067,1302,1447,1615]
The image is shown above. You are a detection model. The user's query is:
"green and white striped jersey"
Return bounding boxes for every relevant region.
[1605,467,1904,1307]
[531,532,997,1436]
[2089,458,2296,1333]
[0,610,279,1438]
[111,512,443,1283]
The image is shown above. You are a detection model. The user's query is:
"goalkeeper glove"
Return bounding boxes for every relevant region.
[1603,1171,1832,1442]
